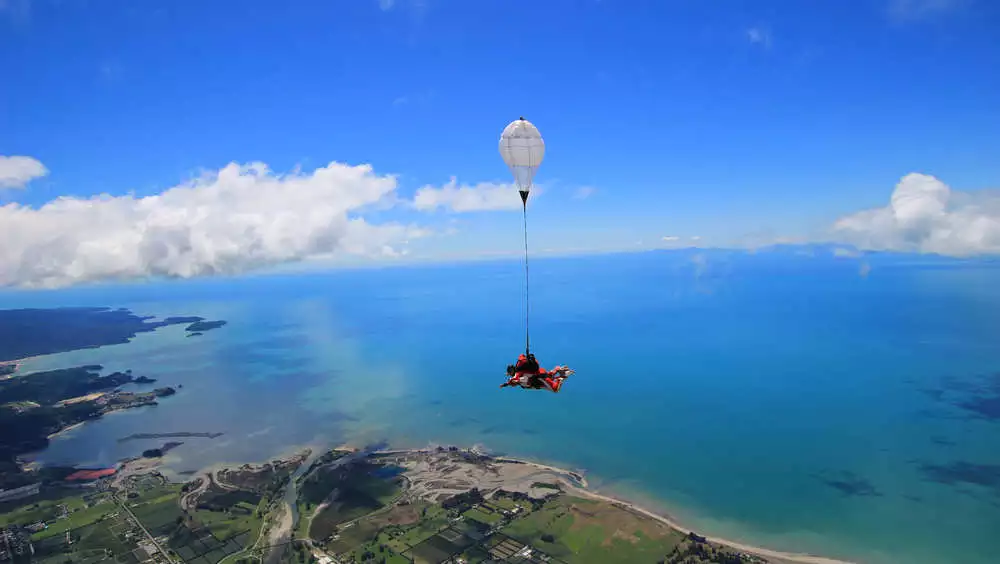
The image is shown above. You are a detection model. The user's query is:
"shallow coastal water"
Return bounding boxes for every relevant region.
[4,250,1000,564]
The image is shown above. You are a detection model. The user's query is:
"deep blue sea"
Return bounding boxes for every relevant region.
[3,249,999,564]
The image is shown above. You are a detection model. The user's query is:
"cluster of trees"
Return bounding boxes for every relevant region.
[660,539,746,564]
[349,545,388,564]
[441,488,484,512]
[153,387,176,397]
[494,489,546,511]
[264,474,289,498]
[0,308,202,363]
[196,489,261,513]
[290,542,319,563]
[0,365,133,405]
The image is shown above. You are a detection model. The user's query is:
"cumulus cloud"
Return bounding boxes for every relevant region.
[0,155,48,189]
[661,236,681,242]
[833,173,1000,256]
[0,161,423,289]
[412,178,525,212]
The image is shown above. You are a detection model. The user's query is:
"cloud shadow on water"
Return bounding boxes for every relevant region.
[918,461,1000,498]
[814,470,883,498]
[919,373,1000,421]
[930,436,957,447]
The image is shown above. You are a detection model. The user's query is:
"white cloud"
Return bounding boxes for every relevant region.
[690,236,702,242]
[0,161,423,289]
[412,177,525,212]
[378,0,395,11]
[833,173,1000,256]
[0,155,48,189]
[661,236,681,242]
[746,27,772,48]
[573,186,597,200]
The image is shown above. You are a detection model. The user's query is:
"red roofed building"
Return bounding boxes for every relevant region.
[65,468,117,481]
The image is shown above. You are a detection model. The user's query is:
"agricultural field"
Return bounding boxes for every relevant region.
[190,505,261,543]
[180,476,266,546]
[302,461,403,542]
[33,496,119,541]
[167,524,250,564]
[127,484,185,537]
[0,488,113,536]
[28,507,148,564]
[502,495,685,564]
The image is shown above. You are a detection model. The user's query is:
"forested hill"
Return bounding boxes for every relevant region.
[0,307,216,362]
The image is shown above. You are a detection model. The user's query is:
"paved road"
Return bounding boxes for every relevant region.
[115,494,177,564]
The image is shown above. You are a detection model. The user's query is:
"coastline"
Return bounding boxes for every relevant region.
[22,436,856,564]
[566,484,853,564]
[46,421,87,440]
[381,446,856,564]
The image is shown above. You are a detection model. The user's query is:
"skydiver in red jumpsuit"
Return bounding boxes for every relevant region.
[500,353,574,393]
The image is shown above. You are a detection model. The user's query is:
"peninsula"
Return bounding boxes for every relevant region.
[0,365,179,488]
[0,307,225,363]
[0,307,227,491]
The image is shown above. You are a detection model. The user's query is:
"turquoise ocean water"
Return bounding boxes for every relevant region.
[3,249,998,564]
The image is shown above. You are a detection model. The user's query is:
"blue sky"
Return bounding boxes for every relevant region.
[1,0,1000,286]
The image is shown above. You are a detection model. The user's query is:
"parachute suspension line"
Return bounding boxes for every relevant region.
[522,194,531,356]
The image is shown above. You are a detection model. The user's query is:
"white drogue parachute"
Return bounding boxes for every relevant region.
[499,117,545,206]
[499,117,545,355]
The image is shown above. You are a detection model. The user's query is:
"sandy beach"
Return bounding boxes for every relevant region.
[46,421,87,439]
[385,447,856,564]
[506,457,855,564]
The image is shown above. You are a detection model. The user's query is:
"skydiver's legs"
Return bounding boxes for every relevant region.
[542,377,562,393]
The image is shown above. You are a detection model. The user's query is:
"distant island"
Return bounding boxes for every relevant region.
[185,320,227,333]
[141,441,184,458]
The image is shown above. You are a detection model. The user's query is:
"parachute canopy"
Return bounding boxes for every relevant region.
[499,117,545,201]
